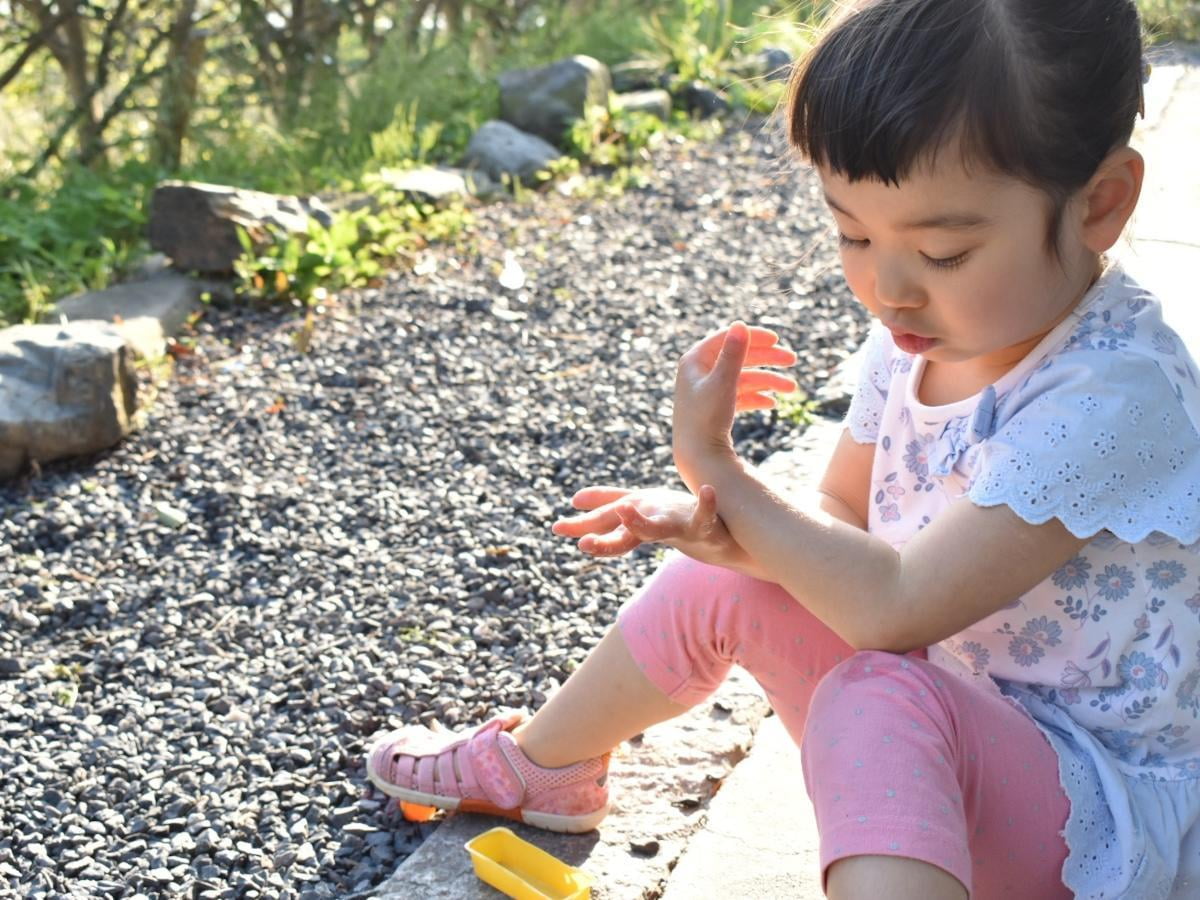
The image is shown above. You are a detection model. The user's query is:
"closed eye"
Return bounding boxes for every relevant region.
[838,233,869,249]
[921,251,969,271]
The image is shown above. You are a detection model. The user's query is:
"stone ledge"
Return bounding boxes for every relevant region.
[660,715,822,900]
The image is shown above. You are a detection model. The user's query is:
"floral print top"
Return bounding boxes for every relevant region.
[845,263,1200,784]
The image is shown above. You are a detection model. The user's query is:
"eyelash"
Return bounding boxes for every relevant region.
[837,234,969,271]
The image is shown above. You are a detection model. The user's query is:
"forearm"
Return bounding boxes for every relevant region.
[696,452,905,650]
[713,483,872,583]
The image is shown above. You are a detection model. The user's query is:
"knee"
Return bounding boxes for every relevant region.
[804,651,945,742]
[813,649,920,696]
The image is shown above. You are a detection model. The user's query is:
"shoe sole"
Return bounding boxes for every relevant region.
[365,744,609,834]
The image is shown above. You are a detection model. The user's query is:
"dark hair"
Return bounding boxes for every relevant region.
[786,0,1144,252]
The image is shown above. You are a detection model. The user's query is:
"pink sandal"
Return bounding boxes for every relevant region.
[366,712,612,833]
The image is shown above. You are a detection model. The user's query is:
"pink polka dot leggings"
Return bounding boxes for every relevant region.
[616,553,1072,898]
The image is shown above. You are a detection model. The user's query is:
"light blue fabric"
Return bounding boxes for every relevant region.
[843,263,1200,896]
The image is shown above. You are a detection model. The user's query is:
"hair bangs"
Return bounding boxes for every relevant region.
[787,0,1031,185]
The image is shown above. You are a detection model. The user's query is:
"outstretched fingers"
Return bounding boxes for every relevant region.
[569,485,631,509]
[693,323,796,367]
[578,524,640,556]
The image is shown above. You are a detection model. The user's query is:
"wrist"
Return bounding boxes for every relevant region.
[675,440,743,491]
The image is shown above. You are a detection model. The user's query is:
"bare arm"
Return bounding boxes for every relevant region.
[672,323,1090,652]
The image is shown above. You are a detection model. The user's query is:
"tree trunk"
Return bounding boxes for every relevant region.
[153,2,205,172]
[60,4,106,167]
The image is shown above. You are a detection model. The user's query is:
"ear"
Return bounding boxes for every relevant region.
[1077,147,1144,254]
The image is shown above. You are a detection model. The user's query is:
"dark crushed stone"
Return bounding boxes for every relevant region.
[0,119,868,897]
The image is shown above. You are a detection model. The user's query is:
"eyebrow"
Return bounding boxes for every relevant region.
[823,193,994,232]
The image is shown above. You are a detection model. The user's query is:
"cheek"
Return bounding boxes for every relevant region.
[838,254,872,303]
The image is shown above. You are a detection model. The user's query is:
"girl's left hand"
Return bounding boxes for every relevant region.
[673,321,797,488]
[552,484,753,570]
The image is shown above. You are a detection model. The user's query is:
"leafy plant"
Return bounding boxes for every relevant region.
[47,662,84,708]
[0,162,152,324]
[233,196,473,308]
[773,391,819,428]
[644,0,738,84]
[1139,0,1200,42]
[233,214,377,305]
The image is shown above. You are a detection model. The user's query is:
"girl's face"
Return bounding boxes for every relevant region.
[819,156,1098,377]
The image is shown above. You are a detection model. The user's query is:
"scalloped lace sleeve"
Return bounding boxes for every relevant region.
[968,349,1200,544]
[843,322,895,444]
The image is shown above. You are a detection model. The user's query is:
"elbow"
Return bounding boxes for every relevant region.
[845,610,927,655]
[849,631,928,655]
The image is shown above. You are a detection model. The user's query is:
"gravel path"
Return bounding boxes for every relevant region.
[0,121,869,898]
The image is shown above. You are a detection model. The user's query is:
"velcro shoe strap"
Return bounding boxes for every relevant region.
[463,715,525,809]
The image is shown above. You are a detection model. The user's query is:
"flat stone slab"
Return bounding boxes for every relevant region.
[51,270,206,358]
[661,715,822,899]
[375,668,769,899]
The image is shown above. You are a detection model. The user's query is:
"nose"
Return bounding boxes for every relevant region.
[873,257,924,310]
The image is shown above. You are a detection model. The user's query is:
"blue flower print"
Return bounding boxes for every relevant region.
[1095,727,1140,761]
[1117,652,1162,691]
[1146,560,1187,590]
[960,641,990,673]
[1126,295,1150,315]
[903,435,933,478]
[1098,318,1136,349]
[1095,564,1135,602]
[1021,616,1063,647]
[879,503,900,523]
[1052,556,1092,591]
[1153,329,1178,356]
[1173,757,1200,777]
[1177,669,1200,718]
[1008,634,1045,667]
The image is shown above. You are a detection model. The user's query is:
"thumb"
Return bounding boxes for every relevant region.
[691,484,718,536]
[717,321,750,380]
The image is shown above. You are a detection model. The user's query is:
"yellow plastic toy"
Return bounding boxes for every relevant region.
[464,826,595,900]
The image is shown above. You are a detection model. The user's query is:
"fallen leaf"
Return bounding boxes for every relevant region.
[630,840,660,858]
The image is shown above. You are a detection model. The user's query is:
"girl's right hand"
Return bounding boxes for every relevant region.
[552,484,754,571]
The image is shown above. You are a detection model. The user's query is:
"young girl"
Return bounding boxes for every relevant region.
[368,1,1200,896]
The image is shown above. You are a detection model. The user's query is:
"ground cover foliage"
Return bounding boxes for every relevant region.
[1,1,1190,325]
[0,0,826,325]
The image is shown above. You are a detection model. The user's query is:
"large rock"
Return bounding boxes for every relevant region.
[0,322,136,479]
[462,121,564,186]
[147,181,334,274]
[760,47,795,83]
[499,55,612,144]
[373,166,472,205]
[613,89,673,122]
[611,59,668,94]
[676,80,732,119]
